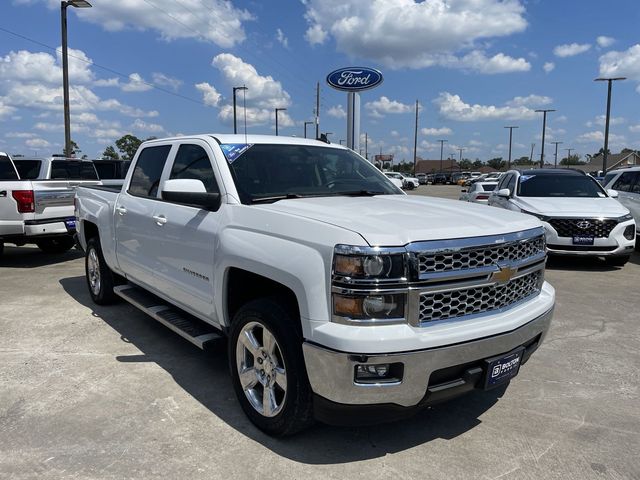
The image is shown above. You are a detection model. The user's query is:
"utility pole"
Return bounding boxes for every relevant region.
[535,109,555,168]
[365,132,368,160]
[303,121,313,138]
[232,86,248,134]
[413,100,419,175]
[595,77,626,175]
[530,143,535,164]
[504,126,518,169]
[315,81,320,140]
[458,147,464,166]
[275,108,286,136]
[551,141,563,168]
[565,148,573,166]
[438,139,447,173]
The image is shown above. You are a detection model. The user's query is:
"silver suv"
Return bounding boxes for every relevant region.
[603,167,640,245]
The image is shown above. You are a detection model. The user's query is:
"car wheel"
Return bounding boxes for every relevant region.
[0,241,4,257]
[35,237,75,254]
[85,237,118,305]
[406,182,415,190]
[229,298,314,436]
[604,255,630,267]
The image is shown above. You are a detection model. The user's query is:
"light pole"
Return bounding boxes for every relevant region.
[504,126,518,169]
[458,147,464,166]
[551,141,563,168]
[565,148,573,166]
[232,86,248,134]
[438,139,447,173]
[303,121,314,138]
[61,0,92,157]
[595,77,626,175]
[275,108,287,136]
[535,109,555,168]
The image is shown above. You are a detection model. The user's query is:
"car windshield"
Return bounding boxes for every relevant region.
[518,174,606,198]
[224,144,400,204]
[481,184,497,191]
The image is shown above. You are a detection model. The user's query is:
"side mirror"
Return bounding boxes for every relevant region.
[496,188,511,198]
[607,189,619,198]
[162,179,221,211]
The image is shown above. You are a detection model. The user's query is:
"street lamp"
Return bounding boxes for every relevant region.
[565,148,574,166]
[551,141,563,168]
[275,108,287,136]
[61,0,92,157]
[535,109,555,168]
[232,86,248,134]
[438,139,447,173]
[595,77,626,175]
[303,121,314,138]
[504,126,518,169]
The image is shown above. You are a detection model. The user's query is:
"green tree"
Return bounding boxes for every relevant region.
[472,160,483,168]
[102,145,120,160]
[560,154,585,165]
[115,134,143,160]
[487,157,505,170]
[459,159,473,170]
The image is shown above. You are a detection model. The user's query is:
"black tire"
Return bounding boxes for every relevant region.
[85,237,118,305]
[228,298,314,436]
[604,255,630,267]
[35,236,75,254]
[0,242,3,257]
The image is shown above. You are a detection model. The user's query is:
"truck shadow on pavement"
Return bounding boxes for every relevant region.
[0,245,83,268]
[60,274,508,464]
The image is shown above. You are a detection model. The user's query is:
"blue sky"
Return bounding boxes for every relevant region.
[1,0,640,162]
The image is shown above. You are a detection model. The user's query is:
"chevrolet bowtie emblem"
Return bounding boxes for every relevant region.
[491,265,517,284]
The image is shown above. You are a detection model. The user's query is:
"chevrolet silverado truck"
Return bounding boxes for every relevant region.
[0,153,99,256]
[75,135,555,436]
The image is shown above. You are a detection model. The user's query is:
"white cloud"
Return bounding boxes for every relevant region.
[94,77,120,87]
[30,0,253,48]
[195,82,221,107]
[443,51,531,74]
[434,92,538,121]
[596,36,615,48]
[599,44,640,86]
[586,115,625,128]
[577,131,625,144]
[327,105,346,118]
[506,94,553,107]
[554,115,568,123]
[629,124,640,133]
[543,62,555,73]
[5,132,36,139]
[421,127,453,136]
[152,72,182,90]
[553,43,591,58]
[365,96,412,118]
[121,73,153,93]
[25,138,51,149]
[302,0,528,70]
[131,119,165,134]
[276,28,289,49]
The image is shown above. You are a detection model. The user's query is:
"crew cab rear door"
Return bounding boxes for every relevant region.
[0,154,24,237]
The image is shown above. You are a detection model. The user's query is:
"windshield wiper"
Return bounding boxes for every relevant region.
[250,193,305,204]
[331,190,387,197]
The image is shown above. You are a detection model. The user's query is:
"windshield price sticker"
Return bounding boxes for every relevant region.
[519,175,534,183]
[221,144,253,164]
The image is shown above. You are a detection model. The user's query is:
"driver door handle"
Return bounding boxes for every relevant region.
[152,214,167,226]
[115,206,127,216]
[0,190,6,197]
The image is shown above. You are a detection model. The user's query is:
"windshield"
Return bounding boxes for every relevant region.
[224,144,401,203]
[14,160,42,179]
[518,174,606,198]
[481,184,497,191]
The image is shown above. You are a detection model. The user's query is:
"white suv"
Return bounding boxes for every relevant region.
[384,171,419,190]
[488,169,636,266]
[603,167,640,244]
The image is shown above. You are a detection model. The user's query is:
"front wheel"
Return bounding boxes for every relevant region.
[228,298,314,436]
[36,236,75,254]
[85,237,118,304]
[604,255,630,267]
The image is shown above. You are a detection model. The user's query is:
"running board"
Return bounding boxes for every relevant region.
[114,284,222,350]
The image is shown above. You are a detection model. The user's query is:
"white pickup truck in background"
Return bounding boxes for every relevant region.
[0,153,100,256]
[75,135,555,436]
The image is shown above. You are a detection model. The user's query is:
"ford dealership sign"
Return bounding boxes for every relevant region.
[326,67,383,92]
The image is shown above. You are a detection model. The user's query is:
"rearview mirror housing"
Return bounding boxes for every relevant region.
[496,188,511,198]
[607,189,619,198]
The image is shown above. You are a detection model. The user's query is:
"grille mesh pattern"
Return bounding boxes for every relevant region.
[419,271,543,323]
[418,236,545,274]
[548,218,616,238]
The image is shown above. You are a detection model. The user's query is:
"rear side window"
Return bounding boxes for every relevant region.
[128,145,172,198]
[507,175,517,193]
[51,161,99,180]
[628,172,640,194]
[169,144,218,192]
[14,160,42,179]
[94,162,116,179]
[612,172,636,192]
[0,155,19,180]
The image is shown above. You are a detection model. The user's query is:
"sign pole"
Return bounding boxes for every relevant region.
[346,92,360,152]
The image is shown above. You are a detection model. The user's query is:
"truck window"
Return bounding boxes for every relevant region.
[128,145,172,198]
[0,155,19,180]
[94,162,117,179]
[612,172,635,192]
[169,144,218,192]
[51,161,99,180]
[14,160,42,179]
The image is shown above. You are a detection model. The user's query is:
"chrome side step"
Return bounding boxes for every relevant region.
[114,284,222,349]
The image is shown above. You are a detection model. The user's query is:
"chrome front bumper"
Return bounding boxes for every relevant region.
[303,307,553,407]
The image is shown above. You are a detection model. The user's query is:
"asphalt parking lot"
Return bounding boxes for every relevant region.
[1,185,639,480]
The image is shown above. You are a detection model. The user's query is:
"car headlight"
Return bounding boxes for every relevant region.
[333,246,406,281]
[520,209,551,222]
[617,213,633,222]
[333,293,406,324]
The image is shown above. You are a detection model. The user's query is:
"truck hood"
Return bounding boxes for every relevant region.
[514,197,629,217]
[257,194,541,246]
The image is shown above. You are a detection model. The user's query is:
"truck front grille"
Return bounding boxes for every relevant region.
[547,218,616,238]
[418,270,544,323]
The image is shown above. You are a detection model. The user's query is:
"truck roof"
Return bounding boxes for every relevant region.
[142,134,344,149]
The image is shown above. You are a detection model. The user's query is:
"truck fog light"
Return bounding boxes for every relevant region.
[354,363,404,384]
[623,225,635,241]
[362,295,395,316]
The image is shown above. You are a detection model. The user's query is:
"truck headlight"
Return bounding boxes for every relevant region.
[333,246,406,281]
[333,293,406,324]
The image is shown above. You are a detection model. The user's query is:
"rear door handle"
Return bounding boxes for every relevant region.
[115,206,127,216]
[0,190,6,197]
[152,214,167,226]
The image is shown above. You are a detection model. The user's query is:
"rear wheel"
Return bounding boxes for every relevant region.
[36,236,75,254]
[229,298,314,436]
[85,237,118,304]
[604,255,630,267]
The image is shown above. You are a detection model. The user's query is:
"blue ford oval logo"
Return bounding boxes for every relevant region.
[326,67,383,92]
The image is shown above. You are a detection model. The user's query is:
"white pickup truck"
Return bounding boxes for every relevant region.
[0,153,100,255]
[75,135,555,436]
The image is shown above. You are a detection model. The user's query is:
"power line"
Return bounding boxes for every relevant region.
[0,25,205,106]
